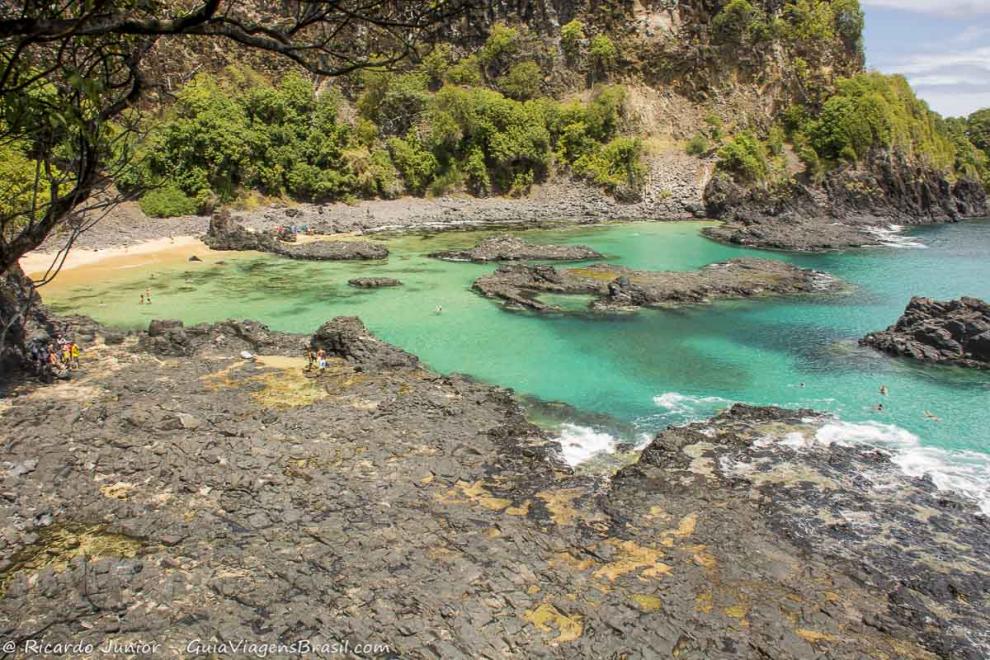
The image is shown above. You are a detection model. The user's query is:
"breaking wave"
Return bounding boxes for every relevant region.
[555,424,619,466]
[865,224,927,249]
[554,424,652,467]
[652,392,734,417]
[813,420,990,515]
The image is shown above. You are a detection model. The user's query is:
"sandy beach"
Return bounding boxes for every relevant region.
[19,236,230,295]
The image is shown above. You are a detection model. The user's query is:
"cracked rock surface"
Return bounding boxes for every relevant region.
[0,319,985,658]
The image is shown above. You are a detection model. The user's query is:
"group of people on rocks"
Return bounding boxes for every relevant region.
[26,334,81,382]
[305,347,328,372]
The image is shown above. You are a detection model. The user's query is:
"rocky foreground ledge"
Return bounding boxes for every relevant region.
[861,296,990,369]
[203,210,388,261]
[430,235,602,263]
[1,316,986,657]
[474,258,840,313]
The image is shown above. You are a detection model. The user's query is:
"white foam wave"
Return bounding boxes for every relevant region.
[814,420,990,514]
[556,424,618,466]
[653,392,733,416]
[554,424,653,467]
[865,224,927,249]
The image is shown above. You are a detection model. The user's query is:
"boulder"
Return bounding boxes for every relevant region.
[276,240,388,261]
[310,316,418,372]
[861,296,990,368]
[348,277,403,288]
[430,235,602,262]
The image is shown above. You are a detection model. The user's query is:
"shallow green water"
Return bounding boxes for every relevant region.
[45,219,990,505]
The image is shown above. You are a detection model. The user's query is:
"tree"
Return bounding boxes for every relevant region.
[967,108,990,156]
[0,0,466,370]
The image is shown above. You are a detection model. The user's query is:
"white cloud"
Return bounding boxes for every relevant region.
[861,0,990,16]
[875,40,990,115]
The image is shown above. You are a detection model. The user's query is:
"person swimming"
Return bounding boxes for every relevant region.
[923,410,941,422]
[434,305,443,315]
[880,384,888,396]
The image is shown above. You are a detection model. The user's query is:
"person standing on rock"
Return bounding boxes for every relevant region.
[70,342,81,369]
[305,347,316,372]
[317,349,328,372]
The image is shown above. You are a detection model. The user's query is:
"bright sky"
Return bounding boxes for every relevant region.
[862,0,990,117]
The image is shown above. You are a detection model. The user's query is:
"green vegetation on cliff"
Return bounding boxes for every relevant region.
[128,23,645,215]
[712,73,989,189]
[100,3,989,213]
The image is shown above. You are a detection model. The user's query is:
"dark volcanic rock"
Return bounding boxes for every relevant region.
[204,209,388,261]
[348,277,403,288]
[473,258,840,312]
[861,296,990,369]
[1,315,987,658]
[277,239,388,261]
[703,150,989,252]
[311,316,418,372]
[613,404,990,659]
[203,209,276,252]
[430,235,602,262]
[139,318,304,357]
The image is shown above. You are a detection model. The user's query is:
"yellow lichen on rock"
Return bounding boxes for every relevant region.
[797,629,837,644]
[523,603,584,644]
[594,539,671,582]
[506,500,531,516]
[437,480,512,511]
[536,488,585,526]
[0,525,143,596]
[630,594,663,612]
[99,482,134,500]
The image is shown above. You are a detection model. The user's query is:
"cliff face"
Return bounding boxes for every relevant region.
[704,150,989,251]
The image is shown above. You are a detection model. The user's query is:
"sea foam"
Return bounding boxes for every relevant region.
[814,420,990,515]
[652,392,733,416]
[865,224,927,249]
[556,423,618,466]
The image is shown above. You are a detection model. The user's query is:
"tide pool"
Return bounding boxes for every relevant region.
[41,219,990,506]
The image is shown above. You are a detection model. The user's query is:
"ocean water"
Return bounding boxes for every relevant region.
[42,219,990,509]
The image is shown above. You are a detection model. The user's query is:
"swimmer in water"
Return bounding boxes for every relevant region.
[880,384,888,396]
[923,410,941,422]
[434,305,443,315]
[874,403,884,412]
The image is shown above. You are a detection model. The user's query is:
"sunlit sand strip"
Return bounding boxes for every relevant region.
[18,237,255,295]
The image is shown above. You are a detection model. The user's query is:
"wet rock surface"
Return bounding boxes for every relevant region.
[430,235,602,263]
[473,258,840,313]
[2,319,985,656]
[348,277,403,288]
[861,296,990,369]
[203,210,388,261]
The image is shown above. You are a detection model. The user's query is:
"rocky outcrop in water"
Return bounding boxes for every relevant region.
[203,210,388,260]
[430,235,603,262]
[861,296,990,369]
[1,323,986,657]
[473,258,840,312]
[348,277,403,288]
[277,239,388,261]
[704,151,990,252]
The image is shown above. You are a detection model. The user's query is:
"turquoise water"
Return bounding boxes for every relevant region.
[45,220,990,501]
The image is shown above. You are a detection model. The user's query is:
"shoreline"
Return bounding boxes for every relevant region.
[1,316,986,656]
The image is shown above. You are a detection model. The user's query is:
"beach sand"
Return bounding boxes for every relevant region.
[19,236,237,295]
